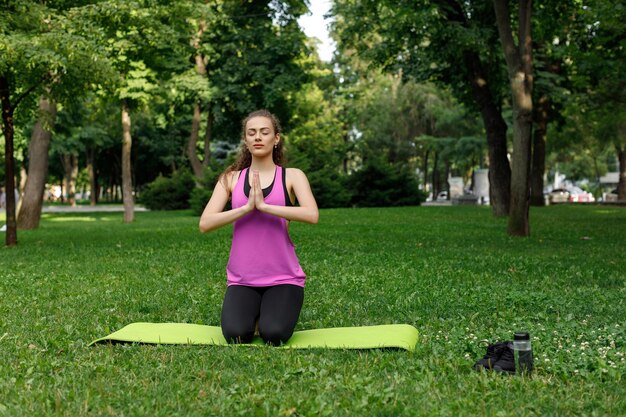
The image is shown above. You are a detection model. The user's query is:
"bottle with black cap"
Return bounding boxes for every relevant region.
[513,332,533,375]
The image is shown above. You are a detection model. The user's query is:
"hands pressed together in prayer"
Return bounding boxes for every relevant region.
[244,170,268,213]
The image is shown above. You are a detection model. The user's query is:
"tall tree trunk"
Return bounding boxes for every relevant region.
[0,75,17,246]
[16,163,26,216]
[203,110,212,168]
[439,1,511,216]
[61,154,78,207]
[17,96,57,229]
[530,94,548,206]
[188,101,204,178]
[19,164,27,195]
[494,0,534,236]
[423,149,429,193]
[463,51,511,216]
[121,99,134,222]
[432,151,440,197]
[187,20,210,178]
[86,147,97,206]
[617,144,626,201]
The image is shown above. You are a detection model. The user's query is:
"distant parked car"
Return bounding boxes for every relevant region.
[566,186,595,203]
[547,188,570,204]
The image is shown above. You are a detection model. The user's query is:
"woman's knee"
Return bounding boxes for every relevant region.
[259,322,294,346]
[221,322,254,344]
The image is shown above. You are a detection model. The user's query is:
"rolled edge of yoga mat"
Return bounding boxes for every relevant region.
[89,323,419,351]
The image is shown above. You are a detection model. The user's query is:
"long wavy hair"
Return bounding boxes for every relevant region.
[220,109,285,191]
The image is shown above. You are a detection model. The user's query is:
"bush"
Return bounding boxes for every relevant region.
[189,161,228,216]
[308,169,352,209]
[139,170,196,211]
[189,187,213,216]
[347,157,425,207]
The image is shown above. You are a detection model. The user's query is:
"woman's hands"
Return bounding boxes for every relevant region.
[244,170,267,213]
[199,167,318,233]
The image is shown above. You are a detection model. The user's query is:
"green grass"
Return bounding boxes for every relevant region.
[1,205,625,416]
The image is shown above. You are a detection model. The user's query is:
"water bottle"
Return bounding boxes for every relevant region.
[513,332,534,375]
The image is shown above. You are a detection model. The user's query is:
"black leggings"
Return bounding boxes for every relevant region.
[221,284,304,346]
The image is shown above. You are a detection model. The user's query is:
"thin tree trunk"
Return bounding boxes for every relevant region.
[121,99,134,222]
[617,145,626,201]
[61,154,78,207]
[463,51,511,216]
[86,148,97,206]
[16,163,26,216]
[439,1,511,216]
[423,149,429,192]
[494,0,534,236]
[187,20,209,178]
[188,101,204,178]
[530,94,548,206]
[432,151,440,198]
[203,110,212,168]
[0,75,17,245]
[19,164,27,195]
[17,96,57,229]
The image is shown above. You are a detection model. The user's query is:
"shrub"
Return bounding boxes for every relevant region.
[189,161,228,216]
[139,170,196,211]
[347,157,425,207]
[308,169,352,208]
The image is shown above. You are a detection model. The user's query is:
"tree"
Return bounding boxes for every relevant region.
[331,0,513,216]
[568,0,626,200]
[1,0,111,242]
[202,0,310,145]
[82,0,193,222]
[493,0,534,236]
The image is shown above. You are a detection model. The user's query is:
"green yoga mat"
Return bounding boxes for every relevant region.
[89,323,419,352]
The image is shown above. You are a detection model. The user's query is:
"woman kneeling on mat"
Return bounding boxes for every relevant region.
[199,109,318,345]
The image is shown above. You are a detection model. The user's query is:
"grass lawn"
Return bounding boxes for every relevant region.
[1,205,625,416]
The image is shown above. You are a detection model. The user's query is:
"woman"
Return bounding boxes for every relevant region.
[199,109,318,345]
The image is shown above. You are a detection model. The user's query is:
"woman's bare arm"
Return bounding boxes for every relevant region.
[255,168,319,224]
[199,173,253,233]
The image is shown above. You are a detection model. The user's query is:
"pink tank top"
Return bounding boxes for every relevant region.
[226,166,306,287]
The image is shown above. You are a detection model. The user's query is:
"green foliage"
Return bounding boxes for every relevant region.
[139,170,195,211]
[331,0,509,112]
[0,1,115,105]
[348,157,424,207]
[0,206,625,415]
[308,169,352,209]
[201,0,311,143]
[189,161,227,215]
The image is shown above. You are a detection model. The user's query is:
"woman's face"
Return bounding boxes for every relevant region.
[244,116,279,156]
